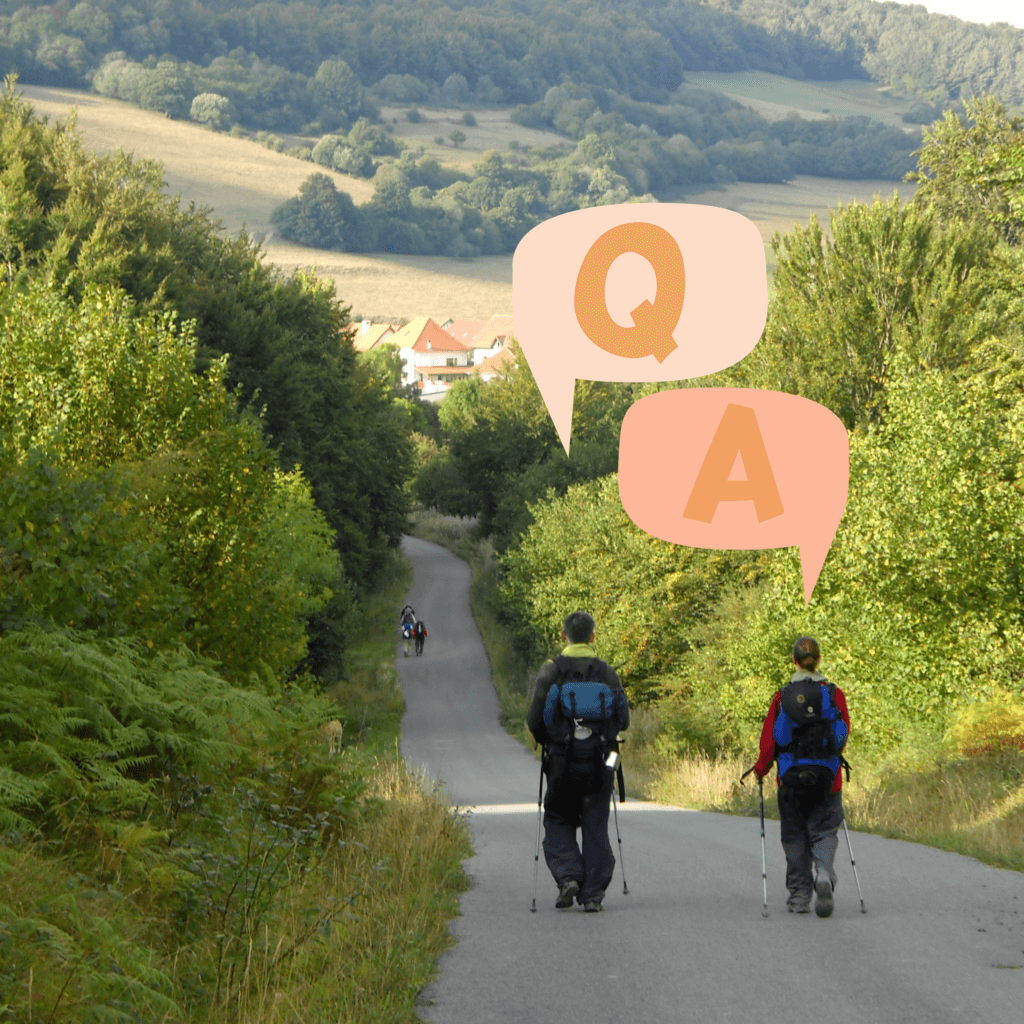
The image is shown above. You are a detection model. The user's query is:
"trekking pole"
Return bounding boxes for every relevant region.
[740,766,768,917]
[531,749,544,912]
[610,778,629,895]
[757,776,768,917]
[842,818,866,914]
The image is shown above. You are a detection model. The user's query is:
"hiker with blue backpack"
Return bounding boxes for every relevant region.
[753,636,851,917]
[399,605,416,657]
[525,611,630,913]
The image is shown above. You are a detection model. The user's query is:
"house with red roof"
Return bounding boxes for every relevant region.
[441,318,487,347]
[389,316,474,391]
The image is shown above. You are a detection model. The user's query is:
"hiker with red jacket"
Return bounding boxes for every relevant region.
[526,611,630,913]
[413,619,427,656]
[754,636,850,918]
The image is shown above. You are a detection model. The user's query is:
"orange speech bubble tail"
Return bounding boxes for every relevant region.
[799,536,831,606]
[537,369,576,455]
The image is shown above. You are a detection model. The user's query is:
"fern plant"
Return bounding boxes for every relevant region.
[0,626,275,834]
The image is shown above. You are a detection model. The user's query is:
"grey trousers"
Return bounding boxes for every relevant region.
[542,751,616,904]
[778,786,844,902]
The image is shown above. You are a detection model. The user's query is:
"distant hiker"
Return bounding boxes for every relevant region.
[526,611,630,913]
[754,636,851,918]
[414,619,428,656]
[400,605,416,657]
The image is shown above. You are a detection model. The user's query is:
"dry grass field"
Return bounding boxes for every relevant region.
[684,70,921,130]
[17,83,376,231]
[17,83,915,322]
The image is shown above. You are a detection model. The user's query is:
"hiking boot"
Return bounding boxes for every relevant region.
[583,900,603,913]
[814,875,834,918]
[555,880,579,909]
[787,897,811,914]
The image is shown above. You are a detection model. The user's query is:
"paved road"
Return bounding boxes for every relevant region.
[397,536,1023,1024]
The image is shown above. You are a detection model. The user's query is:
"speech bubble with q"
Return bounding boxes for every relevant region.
[618,388,849,604]
[513,204,767,453]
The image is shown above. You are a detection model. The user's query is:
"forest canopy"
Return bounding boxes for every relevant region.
[2,0,1022,118]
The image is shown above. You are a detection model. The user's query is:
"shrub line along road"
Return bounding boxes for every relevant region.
[396,536,1022,1024]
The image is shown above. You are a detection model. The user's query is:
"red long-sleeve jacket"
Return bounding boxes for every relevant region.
[753,676,850,794]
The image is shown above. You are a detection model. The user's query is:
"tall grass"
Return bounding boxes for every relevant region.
[648,748,1024,872]
[0,758,471,1024]
[186,760,471,1024]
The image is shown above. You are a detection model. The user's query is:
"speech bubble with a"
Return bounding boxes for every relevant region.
[513,204,766,453]
[618,388,849,604]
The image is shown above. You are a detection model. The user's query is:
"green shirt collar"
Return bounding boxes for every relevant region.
[561,642,597,658]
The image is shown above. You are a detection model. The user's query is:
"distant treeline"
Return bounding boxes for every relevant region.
[6,0,1022,121]
[512,82,915,180]
[0,0,682,120]
[272,81,916,258]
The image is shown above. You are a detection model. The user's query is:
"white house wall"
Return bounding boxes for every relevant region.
[414,353,471,367]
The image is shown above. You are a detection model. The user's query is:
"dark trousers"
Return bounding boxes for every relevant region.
[778,785,844,903]
[542,750,615,904]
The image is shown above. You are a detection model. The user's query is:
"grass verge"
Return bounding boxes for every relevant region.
[645,747,1024,873]
[328,553,412,756]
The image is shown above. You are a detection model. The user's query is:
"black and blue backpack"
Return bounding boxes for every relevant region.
[773,677,849,796]
[542,656,626,762]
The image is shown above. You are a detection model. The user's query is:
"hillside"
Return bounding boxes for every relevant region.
[18,84,915,321]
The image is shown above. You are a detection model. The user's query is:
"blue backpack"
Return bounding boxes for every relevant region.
[773,678,848,796]
[542,656,625,760]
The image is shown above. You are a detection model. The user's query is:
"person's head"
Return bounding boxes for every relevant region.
[792,635,821,671]
[562,610,595,644]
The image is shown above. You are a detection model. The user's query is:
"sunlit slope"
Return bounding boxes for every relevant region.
[17,84,915,321]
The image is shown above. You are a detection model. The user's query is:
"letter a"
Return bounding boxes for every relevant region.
[683,404,784,523]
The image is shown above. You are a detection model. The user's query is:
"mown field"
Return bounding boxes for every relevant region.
[684,70,921,129]
[19,82,916,322]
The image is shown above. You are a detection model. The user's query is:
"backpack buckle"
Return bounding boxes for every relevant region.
[573,719,593,740]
